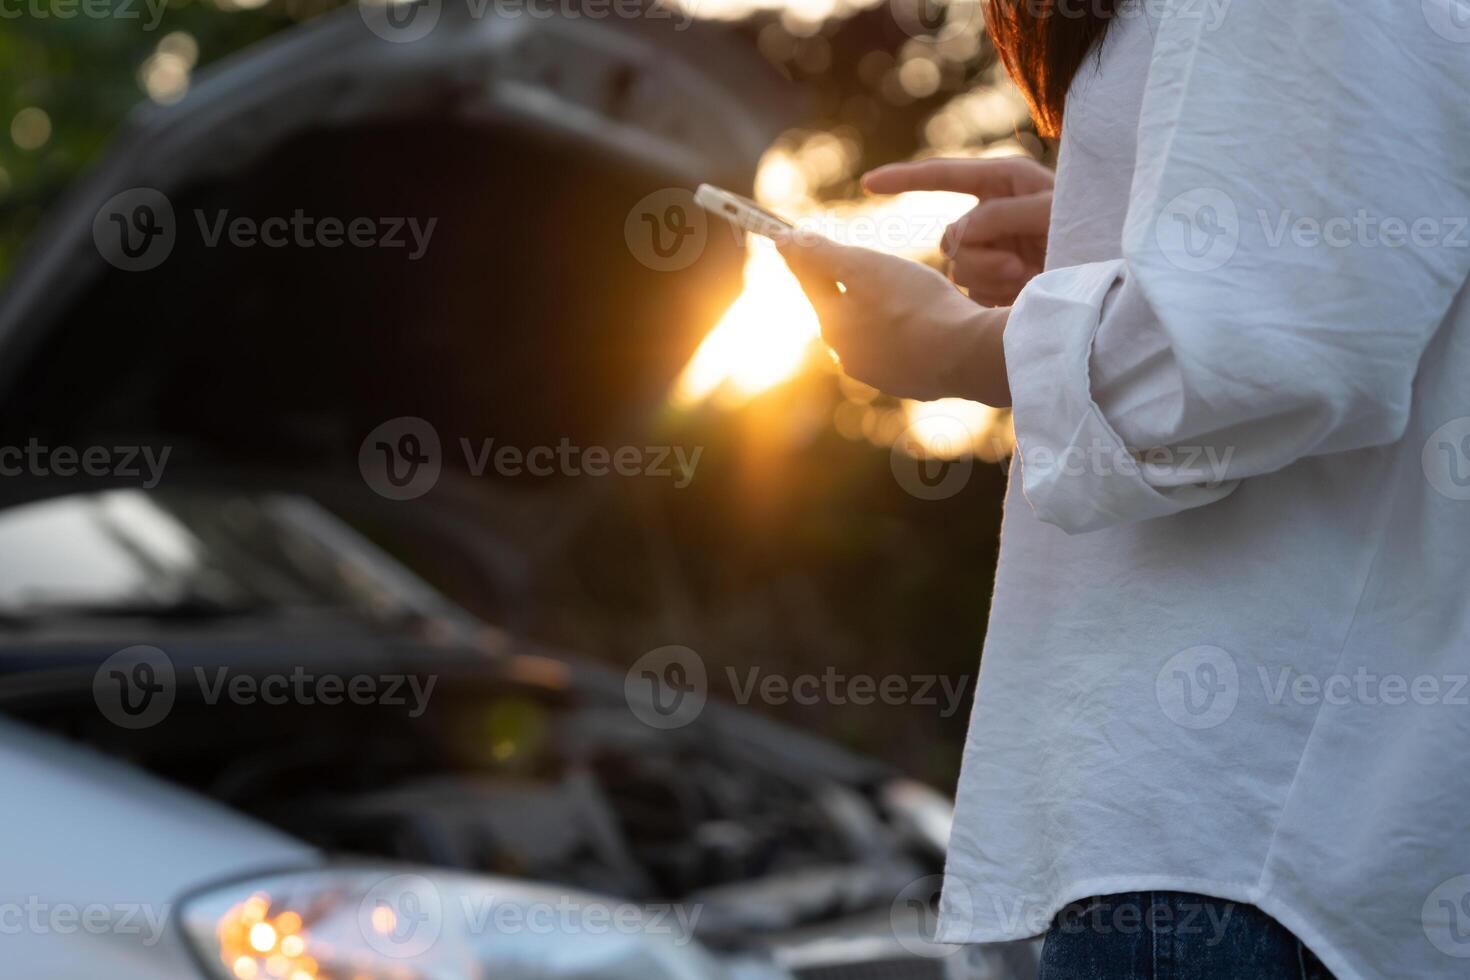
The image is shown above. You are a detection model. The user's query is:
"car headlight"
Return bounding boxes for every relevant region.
[181,867,732,980]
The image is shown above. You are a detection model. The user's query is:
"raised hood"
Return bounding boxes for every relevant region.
[0,4,798,484]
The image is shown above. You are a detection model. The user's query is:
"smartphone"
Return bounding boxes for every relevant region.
[695,184,794,239]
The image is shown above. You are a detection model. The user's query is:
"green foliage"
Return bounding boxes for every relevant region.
[0,0,318,280]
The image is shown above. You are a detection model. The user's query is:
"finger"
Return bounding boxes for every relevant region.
[963,277,1030,307]
[775,231,868,282]
[952,249,1040,306]
[774,232,843,318]
[945,193,1052,248]
[862,157,1035,198]
[968,288,1018,308]
[950,247,1027,285]
[790,262,844,320]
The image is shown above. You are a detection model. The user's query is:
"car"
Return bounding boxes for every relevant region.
[0,6,1038,978]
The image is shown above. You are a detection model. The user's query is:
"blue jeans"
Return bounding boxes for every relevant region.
[1039,891,1334,980]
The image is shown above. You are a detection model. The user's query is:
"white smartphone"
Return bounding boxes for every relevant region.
[695,183,794,239]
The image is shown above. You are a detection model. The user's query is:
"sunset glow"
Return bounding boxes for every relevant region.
[672,139,1020,458]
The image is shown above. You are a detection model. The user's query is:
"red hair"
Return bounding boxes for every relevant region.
[987,0,1117,137]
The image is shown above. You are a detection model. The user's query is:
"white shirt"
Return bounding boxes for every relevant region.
[936,3,1470,978]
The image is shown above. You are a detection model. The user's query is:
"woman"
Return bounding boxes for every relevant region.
[777,2,1470,978]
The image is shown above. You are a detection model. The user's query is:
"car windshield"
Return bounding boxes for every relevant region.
[0,489,455,623]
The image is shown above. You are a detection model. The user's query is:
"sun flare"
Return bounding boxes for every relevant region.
[672,140,1018,458]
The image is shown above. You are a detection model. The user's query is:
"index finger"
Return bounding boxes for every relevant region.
[861,158,1030,198]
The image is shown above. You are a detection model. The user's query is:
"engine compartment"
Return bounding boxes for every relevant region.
[7,646,927,950]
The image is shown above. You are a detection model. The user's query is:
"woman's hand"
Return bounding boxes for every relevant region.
[776,232,1010,407]
[862,157,1053,306]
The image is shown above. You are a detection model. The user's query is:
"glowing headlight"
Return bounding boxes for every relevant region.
[181,868,730,980]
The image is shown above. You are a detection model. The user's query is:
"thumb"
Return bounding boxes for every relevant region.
[775,231,864,282]
[774,232,856,314]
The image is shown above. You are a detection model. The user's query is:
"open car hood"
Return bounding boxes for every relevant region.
[0,4,799,486]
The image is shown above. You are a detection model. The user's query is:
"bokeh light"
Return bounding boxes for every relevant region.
[10,108,51,151]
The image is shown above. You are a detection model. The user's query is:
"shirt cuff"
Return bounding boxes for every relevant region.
[1004,259,1236,534]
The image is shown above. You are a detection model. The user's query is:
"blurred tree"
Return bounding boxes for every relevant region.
[0,0,1031,278]
[0,0,305,277]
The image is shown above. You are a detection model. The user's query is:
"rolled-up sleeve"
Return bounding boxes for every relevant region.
[1006,0,1470,534]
